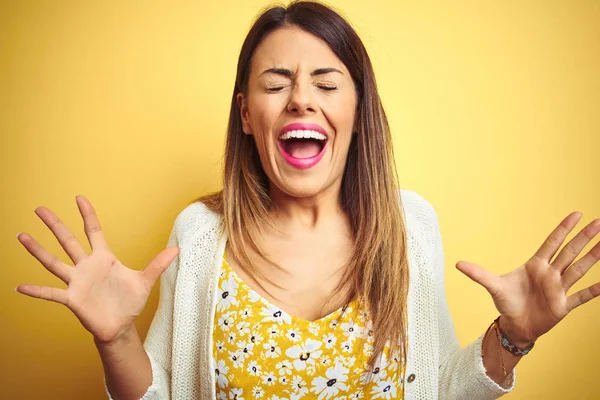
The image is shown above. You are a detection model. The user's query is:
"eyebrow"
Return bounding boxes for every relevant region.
[259,67,343,78]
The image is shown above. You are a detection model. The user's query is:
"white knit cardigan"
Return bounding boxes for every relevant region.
[105,189,516,399]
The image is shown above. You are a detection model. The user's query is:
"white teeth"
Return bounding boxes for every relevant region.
[279,130,327,141]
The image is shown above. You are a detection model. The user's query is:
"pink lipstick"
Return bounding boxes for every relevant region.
[278,123,328,169]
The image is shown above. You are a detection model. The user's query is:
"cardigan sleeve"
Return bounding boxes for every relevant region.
[104,215,181,400]
[416,192,516,399]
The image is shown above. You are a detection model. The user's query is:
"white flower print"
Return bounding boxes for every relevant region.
[216,340,225,352]
[218,313,234,331]
[286,328,301,342]
[229,388,244,399]
[229,349,244,369]
[359,361,387,385]
[388,351,401,372]
[268,324,279,337]
[310,363,350,399]
[247,360,261,376]
[348,391,364,399]
[215,359,230,388]
[261,303,292,325]
[308,323,320,336]
[263,339,282,359]
[320,355,331,366]
[291,376,309,398]
[253,386,265,398]
[334,355,346,366]
[249,331,263,346]
[355,326,368,340]
[370,376,397,399]
[341,340,353,353]
[340,321,359,341]
[247,290,261,302]
[227,332,236,343]
[323,333,337,349]
[236,321,250,336]
[286,339,323,371]
[356,310,365,322]
[262,372,277,386]
[276,360,292,376]
[213,255,405,399]
[218,277,239,311]
[237,339,255,358]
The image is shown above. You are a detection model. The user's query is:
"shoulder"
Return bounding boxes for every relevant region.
[398,189,443,275]
[398,188,440,234]
[170,201,223,249]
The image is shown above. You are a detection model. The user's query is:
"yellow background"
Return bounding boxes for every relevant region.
[1,0,599,398]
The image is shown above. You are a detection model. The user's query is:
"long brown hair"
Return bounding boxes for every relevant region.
[196,0,409,373]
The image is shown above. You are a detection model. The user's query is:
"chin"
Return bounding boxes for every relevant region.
[271,175,338,200]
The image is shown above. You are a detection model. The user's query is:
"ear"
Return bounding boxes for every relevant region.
[236,93,253,135]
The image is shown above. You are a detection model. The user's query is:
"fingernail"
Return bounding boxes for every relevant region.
[15,287,19,292]
[16,233,21,240]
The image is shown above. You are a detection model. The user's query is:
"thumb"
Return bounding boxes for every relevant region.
[140,245,180,287]
[456,260,500,296]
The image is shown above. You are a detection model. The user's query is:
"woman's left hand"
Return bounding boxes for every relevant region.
[456,212,600,347]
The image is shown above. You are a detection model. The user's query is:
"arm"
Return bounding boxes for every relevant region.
[480,316,524,385]
[416,194,516,399]
[102,216,181,400]
[14,196,178,400]
[97,326,152,400]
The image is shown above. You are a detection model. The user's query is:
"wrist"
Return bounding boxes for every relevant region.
[498,315,536,349]
[94,324,139,349]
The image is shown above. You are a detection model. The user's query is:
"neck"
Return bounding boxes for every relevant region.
[268,182,347,232]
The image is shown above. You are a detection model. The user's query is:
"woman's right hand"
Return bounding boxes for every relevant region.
[16,195,179,345]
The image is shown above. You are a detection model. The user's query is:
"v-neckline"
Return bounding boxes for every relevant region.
[222,248,357,325]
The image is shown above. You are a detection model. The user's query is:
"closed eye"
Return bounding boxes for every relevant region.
[318,85,338,91]
[266,85,338,92]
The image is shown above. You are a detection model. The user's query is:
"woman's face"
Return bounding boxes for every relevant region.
[237,25,358,200]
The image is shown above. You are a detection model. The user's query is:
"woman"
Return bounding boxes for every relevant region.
[15,1,600,399]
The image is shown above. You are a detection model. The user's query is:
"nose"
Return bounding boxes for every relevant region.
[286,81,317,115]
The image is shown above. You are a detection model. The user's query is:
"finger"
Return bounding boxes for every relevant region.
[562,239,600,290]
[456,261,501,296]
[566,281,600,312]
[17,233,72,283]
[533,211,582,263]
[34,206,88,264]
[16,284,69,305]
[552,218,600,273]
[75,195,109,252]
[140,246,180,287]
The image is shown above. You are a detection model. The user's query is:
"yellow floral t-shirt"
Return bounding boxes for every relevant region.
[213,249,405,399]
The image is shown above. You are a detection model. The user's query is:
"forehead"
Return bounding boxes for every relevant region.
[251,25,349,76]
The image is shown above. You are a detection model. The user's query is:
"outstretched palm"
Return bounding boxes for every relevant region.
[457,212,600,346]
[16,195,179,343]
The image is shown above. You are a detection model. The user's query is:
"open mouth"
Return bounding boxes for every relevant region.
[278,130,328,159]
